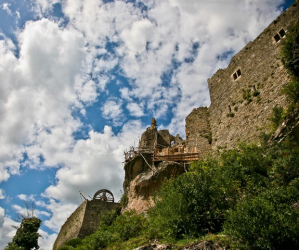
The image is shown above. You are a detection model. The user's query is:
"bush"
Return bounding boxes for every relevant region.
[269,106,284,130]
[282,80,299,104]
[268,139,299,185]
[112,210,147,241]
[57,246,74,250]
[148,169,228,240]
[82,230,114,249]
[281,22,299,79]
[224,185,299,250]
[64,238,82,248]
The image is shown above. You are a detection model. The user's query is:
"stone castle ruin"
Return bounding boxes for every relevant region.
[123,2,299,213]
[192,2,299,152]
[53,3,299,248]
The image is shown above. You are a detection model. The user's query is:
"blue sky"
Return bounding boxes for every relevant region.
[0,0,296,249]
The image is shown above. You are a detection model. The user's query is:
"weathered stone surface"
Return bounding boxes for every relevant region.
[189,3,299,153]
[123,159,186,213]
[185,107,211,157]
[53,200,119,250]
[139,118,179,150]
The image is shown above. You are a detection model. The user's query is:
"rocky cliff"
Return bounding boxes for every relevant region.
[123,155,186,213]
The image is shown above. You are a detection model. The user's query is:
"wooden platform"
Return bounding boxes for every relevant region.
[153,153,199,163]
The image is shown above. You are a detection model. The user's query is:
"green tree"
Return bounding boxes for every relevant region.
[6,217,42,250]
[5,201,42,250]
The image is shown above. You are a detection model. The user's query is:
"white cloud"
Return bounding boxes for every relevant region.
[120,19,155,55]
[101,99,123,122]
[2,3,12,15]
[0,207,19,250]
[0,18,94,178]
[17,194,35,201]
[38,228,57,250]
[120,87,133,101]
[0,189,4,199]
[127,102,144,117]
[15,10,20,19]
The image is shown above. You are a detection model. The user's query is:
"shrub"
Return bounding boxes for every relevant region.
[252,90,260,97]
[269,106,284,130]
[224,184,299,250]
[282,80,299,104]
[281,22,299,79]
[64,238,82,248]
[111,210,147,241]
[120,193,129,208]
[57,246,74,250]
[148,169,228,240]
[268,139,299,185]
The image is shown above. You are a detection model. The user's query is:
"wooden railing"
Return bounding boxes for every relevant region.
[153,152,199,163]
[124,146,200,163]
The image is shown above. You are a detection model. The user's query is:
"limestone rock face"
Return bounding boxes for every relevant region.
[123,156,185,213]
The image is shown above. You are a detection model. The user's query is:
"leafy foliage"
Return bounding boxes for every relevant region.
[6,217,42,250]
[281,21,299,79]
[148,170,228,240]
[224,184,299,249]
[269,106,284,130]
[282,80,299,105]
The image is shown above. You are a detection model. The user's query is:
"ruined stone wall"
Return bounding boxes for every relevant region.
[207,3,299,150]
[185,107,211,156]
[53,201,86,250]
[157,130,175,147]
[78,200,119,238]
[53,200,119,250]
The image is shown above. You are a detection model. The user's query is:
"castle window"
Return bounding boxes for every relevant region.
[233,69,242,80]
[274,29,286,42]
[233,73,238,80]
[279,29,286,37]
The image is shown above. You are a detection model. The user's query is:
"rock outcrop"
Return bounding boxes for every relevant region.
[123,156,185,213]
[123,118,187,213]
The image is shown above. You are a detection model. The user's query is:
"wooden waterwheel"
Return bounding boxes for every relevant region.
[93,189,114,202]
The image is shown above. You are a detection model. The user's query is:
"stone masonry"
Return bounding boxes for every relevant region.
[53,200,119,250]
[190,2,299,153]
[185,107,211,157]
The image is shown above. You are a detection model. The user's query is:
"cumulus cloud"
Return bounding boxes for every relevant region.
[0,207,19,250]
[101,99,124,125]
[126,102,144,117]
[38,229,57,250]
